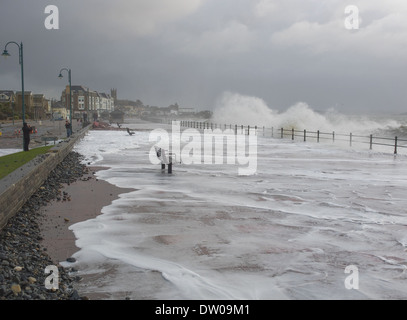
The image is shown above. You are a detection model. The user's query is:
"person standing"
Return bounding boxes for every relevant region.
[65,120,72,137]
[22,122,33,151]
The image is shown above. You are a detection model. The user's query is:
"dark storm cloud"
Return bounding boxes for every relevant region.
[1,0,406,114]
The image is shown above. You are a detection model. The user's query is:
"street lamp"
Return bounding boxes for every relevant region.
[58,68,72,123]
[2,41,25,124]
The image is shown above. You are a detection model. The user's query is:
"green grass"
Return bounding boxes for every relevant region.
[0,146,53,180]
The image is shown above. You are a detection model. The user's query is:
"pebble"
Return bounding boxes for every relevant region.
[11,284,21,295]
[28,277,36,284]
[0,152,88,300]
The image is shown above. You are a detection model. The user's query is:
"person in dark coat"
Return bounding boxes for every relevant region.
[22,122,33,151]
[65,120,72,137]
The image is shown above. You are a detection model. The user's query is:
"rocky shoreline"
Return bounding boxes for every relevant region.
[0,151,88,300]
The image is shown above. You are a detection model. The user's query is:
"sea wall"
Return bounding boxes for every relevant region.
[0,125,91,231]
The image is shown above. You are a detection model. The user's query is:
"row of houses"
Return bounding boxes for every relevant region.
[59,85,115,120]
[0,86,115,121]
[0,90,49,120]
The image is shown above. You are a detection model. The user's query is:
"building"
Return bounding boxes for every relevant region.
[111,88,117,104]
[32,94,48,120]
[98,92,114,116]
[179,107,196,115]
[0,90,15,105]
[61,85,115,120]
[51,101,68,120]
[0,90,48,120]
[15,91,33,118]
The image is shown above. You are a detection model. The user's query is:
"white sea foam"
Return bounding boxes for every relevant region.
[212,92,405,135]
[0,149,21,157]
[68,119,407,300]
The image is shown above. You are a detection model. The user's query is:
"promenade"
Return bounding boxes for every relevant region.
[0,119,84,151]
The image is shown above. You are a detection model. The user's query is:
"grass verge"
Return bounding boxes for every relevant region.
[0,146,53,180]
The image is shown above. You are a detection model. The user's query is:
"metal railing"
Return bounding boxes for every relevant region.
[175,120,407,155]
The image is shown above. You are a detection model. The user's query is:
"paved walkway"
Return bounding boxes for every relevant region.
[0,119,84,150]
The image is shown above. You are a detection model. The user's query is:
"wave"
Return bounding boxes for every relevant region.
[211,92,406,136]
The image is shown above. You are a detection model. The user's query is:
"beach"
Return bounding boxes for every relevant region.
[39,166,133,265]
[0,151,87,299]
[0,119,150,300]
[0,136,131,299]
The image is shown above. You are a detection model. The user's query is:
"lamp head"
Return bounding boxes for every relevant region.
[58,73,63,79]
[1,50,10,58]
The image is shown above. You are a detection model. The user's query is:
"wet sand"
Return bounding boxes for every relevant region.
[39,166,134,264]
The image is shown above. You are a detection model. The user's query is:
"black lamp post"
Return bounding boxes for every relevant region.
[58,68,72,123]
[2,41,25,150]
[1,41,25,149]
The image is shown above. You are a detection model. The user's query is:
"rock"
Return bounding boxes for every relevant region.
[69,290,81,300]
[11,284,21,295]
[66,257,76,263]
[28,277,36,284]
[0,151,87,300]
[0,253,8,260]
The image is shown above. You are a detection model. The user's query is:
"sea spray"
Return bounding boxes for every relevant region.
[212,92,404,135]
[212,92,276,127]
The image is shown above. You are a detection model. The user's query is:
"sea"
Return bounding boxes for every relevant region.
[63,110,407,300]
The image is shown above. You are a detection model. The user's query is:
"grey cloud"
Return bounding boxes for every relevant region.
[0,0,406,114]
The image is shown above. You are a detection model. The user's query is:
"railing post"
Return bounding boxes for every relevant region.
[317,130,320,143]
[304,129,306,142]
[395,136,398,154]
[255,125,257,136]
[281,128,283,139]
[370,134,373,150]
[350,133,352,147]
[292,128,294,140]
[333,131,335,143]
[235,124,237,135]
[248,125,250,135]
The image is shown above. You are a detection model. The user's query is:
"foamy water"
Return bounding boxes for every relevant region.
[0,149,22,157]
[213,92,406,136]
[67,121,407,300]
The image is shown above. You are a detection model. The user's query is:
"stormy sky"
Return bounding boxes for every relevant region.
[0,0,406,114]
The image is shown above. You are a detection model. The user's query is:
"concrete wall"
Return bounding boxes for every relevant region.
[0,125,91,231]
